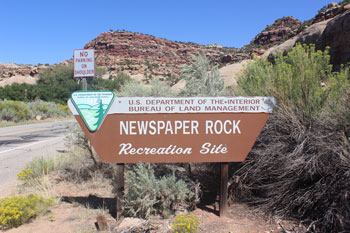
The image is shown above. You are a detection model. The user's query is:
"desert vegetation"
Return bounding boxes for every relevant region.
[1,122,201,231]
[0,194,54,228]
[0,100,71,124]
[0,65,132,126]
[0,54,220,231]
[2,44,350,232]
[179,54,224,97]
[232,44,350,232]
[0,65,131,104]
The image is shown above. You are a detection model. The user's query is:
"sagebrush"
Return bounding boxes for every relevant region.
[123,163,194,218]
[0,100,70,122]
[180,54,224,97]
[117,79,175,97]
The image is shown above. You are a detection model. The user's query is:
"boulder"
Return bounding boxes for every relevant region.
[30,68,39,76]
[265,10,350,69]
[114,217,147,232]
[296,19,330,46]
[264,19,330,60]
[221,55,232,63]
[320,10,350,66]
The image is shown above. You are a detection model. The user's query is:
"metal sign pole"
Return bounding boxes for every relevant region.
[82,78,87,91]
[219,162,228,217]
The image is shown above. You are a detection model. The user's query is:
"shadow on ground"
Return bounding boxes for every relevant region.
[61,195,117,218]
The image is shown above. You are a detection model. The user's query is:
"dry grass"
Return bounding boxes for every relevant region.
[16,175,59,201]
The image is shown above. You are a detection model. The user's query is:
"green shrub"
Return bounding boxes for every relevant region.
[87,72,131,91]
[237,44,349,122]
[0,194,54,228]
[26,156,59,178]
[171,213,200,233]
[0,108,16,122]
[123,163,193,218]
[117,79,175,97]
[0,100,71,122]
[35,64,78,104]
[27,100,71,119]
[0,100,30,122]
[322,67,350,129]
[179,54,224,97]
[17,168,33,181]
[58,103,69,112]
[0,83,36,101]
[36,104,48,113]
[0,67,130,104]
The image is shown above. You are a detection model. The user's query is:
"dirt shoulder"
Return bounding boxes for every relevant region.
[0,116,73,128]
[0,175,304,233]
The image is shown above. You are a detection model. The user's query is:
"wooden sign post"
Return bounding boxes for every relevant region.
[68,95,275,219]
[116,164,124,221]
[220,163,229,217]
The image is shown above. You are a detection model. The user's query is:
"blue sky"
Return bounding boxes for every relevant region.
[1,0,332,65]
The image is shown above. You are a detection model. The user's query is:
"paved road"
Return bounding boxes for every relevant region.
[0,120,75,195]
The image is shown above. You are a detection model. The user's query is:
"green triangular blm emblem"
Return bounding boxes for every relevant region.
[71,91,114,132]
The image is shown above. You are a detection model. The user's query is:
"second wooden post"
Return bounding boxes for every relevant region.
[116,164,125,221]
[219,162,228,217]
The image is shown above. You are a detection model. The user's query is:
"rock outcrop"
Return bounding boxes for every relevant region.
[220,53,249,63]
[321,10,350,66]
[252,17,302,47]
[0,63,46,87]
[264,10,350,68]
[84,31,239,77]
[312,2,344,24]
[264,19,330,58]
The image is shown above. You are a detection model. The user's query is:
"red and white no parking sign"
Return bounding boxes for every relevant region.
[73,49,95,78]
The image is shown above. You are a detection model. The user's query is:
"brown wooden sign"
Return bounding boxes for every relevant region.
[68,96,275,163]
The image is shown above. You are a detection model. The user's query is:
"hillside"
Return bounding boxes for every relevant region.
[0,31,245,87]
[0,63,45,87]
[251,17,302,48]
[83,30,241,78]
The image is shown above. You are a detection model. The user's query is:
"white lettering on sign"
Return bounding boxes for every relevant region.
[120,120,200,135]
[73,49,95,78]
[119,120,241,135]
[205,120,241,134]
[118,143,192,155]
[117,142,229,155]
[200,143,228,154]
